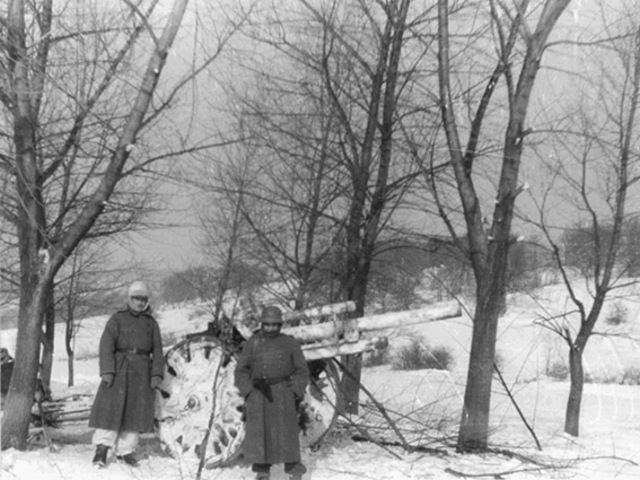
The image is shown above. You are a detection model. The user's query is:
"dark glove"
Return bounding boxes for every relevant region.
[150,376,163,389]
[252,378,273,402]
[297,400,311,433]
[101,374,115,387]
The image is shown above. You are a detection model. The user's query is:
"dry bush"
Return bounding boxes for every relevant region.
[546,361,569,381]
[605,302,628,326]
[392,339,454,371]
[363,344,390,367]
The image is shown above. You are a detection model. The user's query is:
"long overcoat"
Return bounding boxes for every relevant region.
[234,331,309,465]
[88,307,163,433]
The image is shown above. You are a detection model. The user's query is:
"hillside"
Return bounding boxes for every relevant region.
[2,282,640,479]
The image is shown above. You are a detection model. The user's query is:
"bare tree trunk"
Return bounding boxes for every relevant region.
[339,0,410,415]
[40,285,55,395]
[3,0,49,441]
[564,345,584,436]
[64,255,77,387]
[65,293,75,388]
[2,281,51,449]
[436,0,571,452]
[67,350,75,388]
[340,274,368,413]
[458,278,503,449]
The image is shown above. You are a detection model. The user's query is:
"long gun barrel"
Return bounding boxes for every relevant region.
[285,300,461,344]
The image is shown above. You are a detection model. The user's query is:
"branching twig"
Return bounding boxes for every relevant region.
[444,464,569,478]
[493,365,542,451]
[444,450,640,478]
[334,358,411,451]
[351,434,448,456]
[195,353,224,479]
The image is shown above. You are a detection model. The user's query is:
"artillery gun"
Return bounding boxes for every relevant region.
[154,300,461,469]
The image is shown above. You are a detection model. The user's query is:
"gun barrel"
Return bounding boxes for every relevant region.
[284,301,461,344]
[283,301,356,323]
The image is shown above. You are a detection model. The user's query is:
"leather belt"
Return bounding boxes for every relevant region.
[117,347,151,356]
[261,375,290,385]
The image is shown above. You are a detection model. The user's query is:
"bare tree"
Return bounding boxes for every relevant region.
[56,242,126,387]
[222,0,427,413]
[195,147,265,326]
[0,0,236,449]
[524,1,640,436]
[436,0,571,451]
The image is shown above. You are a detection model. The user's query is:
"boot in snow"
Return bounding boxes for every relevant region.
[287,462,306,480]
[116,453,139,467]
[92,444,109,468]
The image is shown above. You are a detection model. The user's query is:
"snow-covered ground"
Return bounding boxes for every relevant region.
[2,283,640,479]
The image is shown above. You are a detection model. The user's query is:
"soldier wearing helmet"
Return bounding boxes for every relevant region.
[88,280,164,469]
[235,305,309,480]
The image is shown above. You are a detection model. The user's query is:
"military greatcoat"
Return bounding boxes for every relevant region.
[89,307,164,433]
[234,331,309,465]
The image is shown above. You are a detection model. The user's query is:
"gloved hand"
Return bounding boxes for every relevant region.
[101,374,115,387]
[252,378,273,402]
[150,376,163,389]
[287,379,303,402]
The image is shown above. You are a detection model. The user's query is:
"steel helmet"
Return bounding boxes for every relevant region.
[261,305,283,324]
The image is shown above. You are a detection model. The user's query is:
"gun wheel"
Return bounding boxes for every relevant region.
[301,358,342,448]
[155,335,244,469]
[155,336,343,469]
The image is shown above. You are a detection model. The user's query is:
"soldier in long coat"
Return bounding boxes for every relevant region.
[88,281,164,468]
[235,305,310,480]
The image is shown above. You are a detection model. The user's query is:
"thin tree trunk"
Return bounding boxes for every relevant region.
[40,285,55,395]
[65,302,75,387]
[67,352,75,388]
[339,0,410,415]
[339,278,367,414]
[564,346,584,436]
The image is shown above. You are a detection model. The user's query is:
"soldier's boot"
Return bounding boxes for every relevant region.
[92,444,109,468]
[116,453,139,467]
[286,462,307,480]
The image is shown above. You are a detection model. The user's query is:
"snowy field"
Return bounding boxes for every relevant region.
[2,283,640,479]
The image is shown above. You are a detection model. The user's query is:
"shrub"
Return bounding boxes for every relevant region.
[363,344,390,367]
[427,345,455,371]
[392,339,454,371]
[546,361,569,380]
[605,302,628,326]
[621,366,640,385]
[393,339,424,370]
